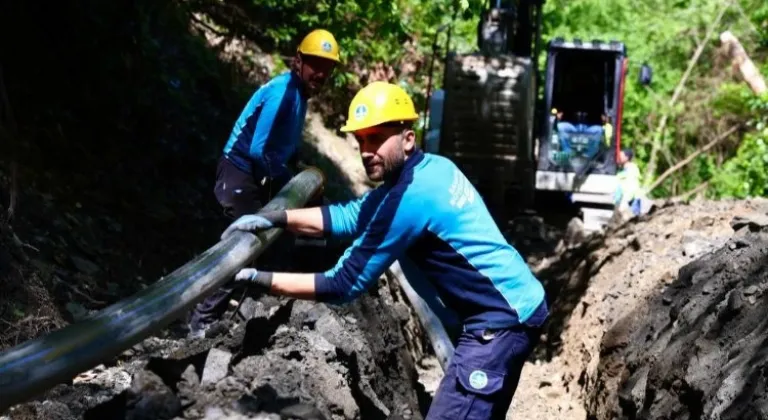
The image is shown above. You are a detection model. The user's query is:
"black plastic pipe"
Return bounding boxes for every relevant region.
[0,167,325,412]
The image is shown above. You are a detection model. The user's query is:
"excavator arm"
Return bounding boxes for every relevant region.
[477,0,545,60]
[429,0,545,223]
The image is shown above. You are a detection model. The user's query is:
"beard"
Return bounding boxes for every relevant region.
[363,143,405,182]
[305,77,327,95]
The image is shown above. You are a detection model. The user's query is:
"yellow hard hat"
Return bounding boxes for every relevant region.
[340,82,420,133]
[297,29,340,63]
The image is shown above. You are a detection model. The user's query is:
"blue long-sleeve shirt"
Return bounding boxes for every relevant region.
[223,71,307,179]
[315,149,548,331]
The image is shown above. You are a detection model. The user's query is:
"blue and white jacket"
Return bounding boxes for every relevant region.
[223,71,307,179]
[315,149,548,331]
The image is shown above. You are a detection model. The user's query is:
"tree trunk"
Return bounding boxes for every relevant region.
[720,30,767,95]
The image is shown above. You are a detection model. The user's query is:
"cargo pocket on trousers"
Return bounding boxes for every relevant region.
[454,364,506,419]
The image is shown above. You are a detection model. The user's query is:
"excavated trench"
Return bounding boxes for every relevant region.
[10,194,768,420]
[587,213,768,420]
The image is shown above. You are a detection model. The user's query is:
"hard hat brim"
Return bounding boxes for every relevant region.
[340,115,419,133]
[297,49,341,63]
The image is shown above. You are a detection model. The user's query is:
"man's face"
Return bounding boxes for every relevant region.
[297,54,336,95]
[353,125,415,182]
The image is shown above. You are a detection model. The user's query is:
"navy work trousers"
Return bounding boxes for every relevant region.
[426,301,548,419]
[189,157,282,330]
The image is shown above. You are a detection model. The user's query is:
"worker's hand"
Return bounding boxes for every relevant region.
[221,214,274,240]
[233,268,272,290]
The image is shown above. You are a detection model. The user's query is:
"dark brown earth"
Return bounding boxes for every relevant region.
[587,212,768,420]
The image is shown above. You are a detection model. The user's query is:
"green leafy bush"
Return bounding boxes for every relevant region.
[710,90,768,198]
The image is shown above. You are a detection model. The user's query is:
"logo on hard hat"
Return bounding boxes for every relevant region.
[321,40,332,52]
[354,104,368,121]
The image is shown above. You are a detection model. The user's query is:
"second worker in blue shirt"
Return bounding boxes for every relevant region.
[221,81,549,419]
[189,29,341,338]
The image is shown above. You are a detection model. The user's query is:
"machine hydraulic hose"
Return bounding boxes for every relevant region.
[0,167,325,412]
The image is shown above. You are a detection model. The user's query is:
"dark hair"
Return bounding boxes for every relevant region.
[622,148,634,160]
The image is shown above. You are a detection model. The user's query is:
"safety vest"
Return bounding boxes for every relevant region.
[603,123,613,145]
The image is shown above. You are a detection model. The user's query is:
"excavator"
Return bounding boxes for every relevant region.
[424,0,651,231]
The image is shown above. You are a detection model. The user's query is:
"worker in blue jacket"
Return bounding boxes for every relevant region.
[189,29,341,338]
[220,82,549,418]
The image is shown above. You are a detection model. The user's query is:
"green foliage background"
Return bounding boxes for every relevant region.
[540,0,768,199]
[220,0,767,199]
[4,0,767,200]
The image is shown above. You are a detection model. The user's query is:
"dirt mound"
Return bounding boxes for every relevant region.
[504,198,768,420]
[5,281,425,420]
[586,212,768,420]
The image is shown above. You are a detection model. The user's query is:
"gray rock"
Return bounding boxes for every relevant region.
[744,285,760,296]
[201,348,232,386]
[563,217,587,247]
[31,401,72,420]
[177,364,199,406]
[203,406,280,420]
[127,370,181,420]
[238,297,269,320]
[280,402,327,420]
[618,366,649,418]
[682,239,715,259]
[730,213,768,232]
[303,330,337,355]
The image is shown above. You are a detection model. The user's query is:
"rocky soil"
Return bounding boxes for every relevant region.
[586,211,768,420]
[3,285,426,420]
[502,198,768,420]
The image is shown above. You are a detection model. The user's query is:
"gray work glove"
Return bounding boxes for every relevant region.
[220,211,287,240]
[233,268,272,290]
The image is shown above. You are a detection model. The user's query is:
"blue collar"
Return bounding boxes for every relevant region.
[385,149,425,185]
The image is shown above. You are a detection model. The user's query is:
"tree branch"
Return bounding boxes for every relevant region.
[190,12,230,38]
[648,124,740,193]
[732,2,762,37]
[643,2,731,187]
[720,30,767,95]
[670,181,710,202]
